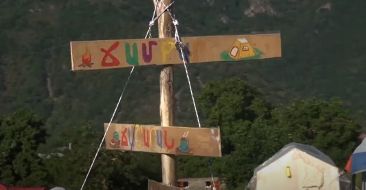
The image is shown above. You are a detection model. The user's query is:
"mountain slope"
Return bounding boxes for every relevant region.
[0,0,365,147]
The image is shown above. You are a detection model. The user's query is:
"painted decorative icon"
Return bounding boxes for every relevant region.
[229,38,255,60]
[110,131,120,148]
[79,47,94,67]
[177,131,191,154]
[221,37,263,61]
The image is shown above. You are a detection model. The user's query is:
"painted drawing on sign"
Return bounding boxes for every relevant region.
[160,40,176,63]
[220,37,263,61]
[110,131,120,148]
[79,47,94,67]
[177,131,191,154]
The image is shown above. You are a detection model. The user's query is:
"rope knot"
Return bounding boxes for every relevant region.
[149,20,154,27]
[173,19,179,26]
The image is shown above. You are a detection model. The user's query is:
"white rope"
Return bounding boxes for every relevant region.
[79,4,160,189]
[177,38,202,128]
[160,1,202,128]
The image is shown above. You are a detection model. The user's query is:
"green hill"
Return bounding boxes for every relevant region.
[0,0,365,147]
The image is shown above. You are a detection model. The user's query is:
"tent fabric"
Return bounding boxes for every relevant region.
[254,142,335,173]
[345,156,352,173]
[248,142,340,190]
[49,188,65,190]
[351,138,366,174]
[0,184,7,190]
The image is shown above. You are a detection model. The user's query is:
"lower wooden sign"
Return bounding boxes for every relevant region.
[104,123,222,157]
[148,180,180,190]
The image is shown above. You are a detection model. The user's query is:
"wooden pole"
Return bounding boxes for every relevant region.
[154,0,176,186]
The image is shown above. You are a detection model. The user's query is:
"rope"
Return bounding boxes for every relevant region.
[177,36,202,128]
[159,0,202,128]
[79,3,160,189]
[145,1,174,39]
[209,160,216,190]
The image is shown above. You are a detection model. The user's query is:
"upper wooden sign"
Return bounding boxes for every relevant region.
[104,123,222,157]
[70,33,281,71]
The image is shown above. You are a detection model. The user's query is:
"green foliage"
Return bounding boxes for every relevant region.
[199,78,271,125]
[0,110,48,186]
[198,78,271,155]
[270,98,360,165]
[85,151,161,190]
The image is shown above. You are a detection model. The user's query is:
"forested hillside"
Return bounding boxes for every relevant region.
[1,0,365,143]
[0,0,365,189]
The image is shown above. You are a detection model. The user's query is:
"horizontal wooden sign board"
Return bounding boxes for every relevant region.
[148,180,179,190]
[104,123,222,157]
[71,33,281,71]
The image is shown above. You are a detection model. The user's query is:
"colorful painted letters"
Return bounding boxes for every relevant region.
[142,41,158,63]
[101,41,120,67]
[121,128,128,146]
[104,123,222,157]
[125,43,139,66]
[71,33,282,71]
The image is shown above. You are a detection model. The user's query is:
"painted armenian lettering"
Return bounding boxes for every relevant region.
[71,33,281,71]
[104,123,222,157]
[125,43,139,66]
[101,41,120,67]
[142,41,158,63]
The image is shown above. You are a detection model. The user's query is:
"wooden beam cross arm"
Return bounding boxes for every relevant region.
[70,33,282,71]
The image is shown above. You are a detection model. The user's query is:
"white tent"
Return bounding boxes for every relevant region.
[50,187,66,190]
[248,143,340,190]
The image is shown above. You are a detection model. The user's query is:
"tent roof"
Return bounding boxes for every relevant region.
[254,142,335,173]
[353,138,366,154]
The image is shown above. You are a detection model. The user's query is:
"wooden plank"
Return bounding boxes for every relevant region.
[104,123,222,157]
[148,180,180,190]
[71,33,281,71]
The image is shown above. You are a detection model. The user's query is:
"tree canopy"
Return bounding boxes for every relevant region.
[0,110,48,186]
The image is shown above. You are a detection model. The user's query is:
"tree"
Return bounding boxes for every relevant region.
[198,78,272,154]
[0,110,48,186]
[270,98,360,165]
